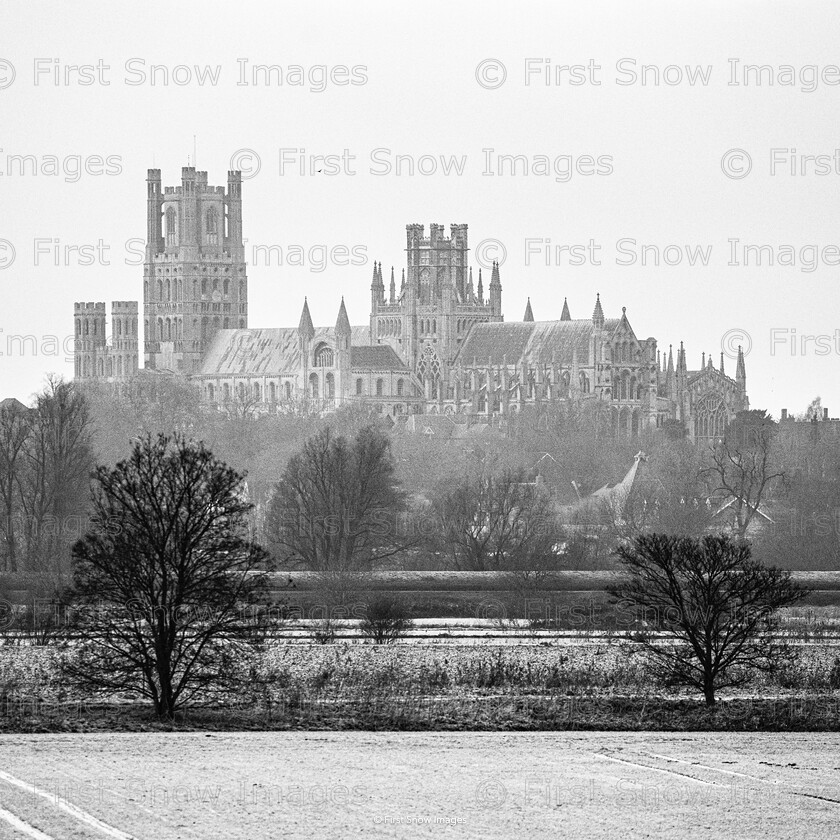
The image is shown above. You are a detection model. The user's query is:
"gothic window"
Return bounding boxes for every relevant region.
[356,378,363,396]
[165,207,177,246]
[97,359,104,377]
[157,280,163,299]
[580,372,590,394]
[117,357,123,376]
[432,319,437,334]
[201,279,207,295]
[314,343,334,367]
[695,395,727,440]
[144,281,149,300]
[309,373,319,399]
[206,206,218,244]
[396,379,404,396]
[223,279,230,296]
[376,378,384,396]
[207,384,215,401]
[157,318,164,341]
[237,382,246,401]
[325,373,335,400]
[630,375,637,400]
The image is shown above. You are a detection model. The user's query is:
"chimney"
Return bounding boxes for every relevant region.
[825,408,829,421]
[781,408,787,420]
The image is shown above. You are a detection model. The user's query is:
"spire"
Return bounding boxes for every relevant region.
[467,267,474,300]
[678,341,687,373]
[335,296,351,336]
[490,260,501,288]
[477,268,484,304]
[389,266,396,304]
[523,298,534,322]
[400,268,406,294]
[371,261,381,291]
[665,344,675,397]
[736,345,746,383]
[298,297,314,342]
[592,293,604,329]
[560,297,571,321]
[702,351,706,369]
[667,345,674,375]
[719,352,725,376]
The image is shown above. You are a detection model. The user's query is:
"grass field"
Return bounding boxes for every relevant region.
[0,732,838,839]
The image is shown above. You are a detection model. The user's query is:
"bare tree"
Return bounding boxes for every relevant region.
[266,423,407,572]
[65,434,270,719]
[611,533,806,705]
[702,410,784,540]
[18,378,94,583]
[433,464,561,572]
[0,400,30,572]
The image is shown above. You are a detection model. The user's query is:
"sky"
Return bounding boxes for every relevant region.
[2,0,839,417]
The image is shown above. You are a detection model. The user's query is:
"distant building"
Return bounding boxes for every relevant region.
[73,164,749,440]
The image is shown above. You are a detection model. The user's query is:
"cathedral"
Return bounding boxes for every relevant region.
[73,165,748,442]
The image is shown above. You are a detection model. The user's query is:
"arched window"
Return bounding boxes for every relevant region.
[165,279,171,301]
[376,378,384,396]
[97,359,104,377]
[325,373,335,400]
[396,379,404,396]
[207,384,215,401]
[356,378,363,396]
[309,373,319,399]
[117,357,123,376]
[157,318,164,341]
[237,382,246,401]
[165,207,177,246]
[314,343,334,367]
[84,320,89,336]
[269,382,277,402]
[223,279,230,296]
[205,206,218,244]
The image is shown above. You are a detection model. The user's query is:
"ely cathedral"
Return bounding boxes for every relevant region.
[73,165,748,442]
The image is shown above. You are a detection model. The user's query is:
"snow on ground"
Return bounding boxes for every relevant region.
[0,732,838,839]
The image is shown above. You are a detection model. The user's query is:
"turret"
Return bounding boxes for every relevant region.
[335,297,352,399]
[146,169,163,259]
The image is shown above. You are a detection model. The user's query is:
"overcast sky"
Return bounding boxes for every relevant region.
[3,0,839,416]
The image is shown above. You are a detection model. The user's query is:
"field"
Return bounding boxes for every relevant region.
[0,732,838,839]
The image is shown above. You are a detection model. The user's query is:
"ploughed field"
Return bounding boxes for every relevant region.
[0,732,838,839]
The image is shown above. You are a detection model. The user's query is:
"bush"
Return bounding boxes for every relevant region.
[359,594,413,644]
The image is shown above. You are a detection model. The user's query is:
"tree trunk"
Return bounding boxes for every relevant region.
[703,674,716,707]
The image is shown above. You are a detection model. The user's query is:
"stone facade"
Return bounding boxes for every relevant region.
[73,164,748,440]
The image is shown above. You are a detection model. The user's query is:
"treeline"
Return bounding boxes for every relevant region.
[1,375,838,581]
